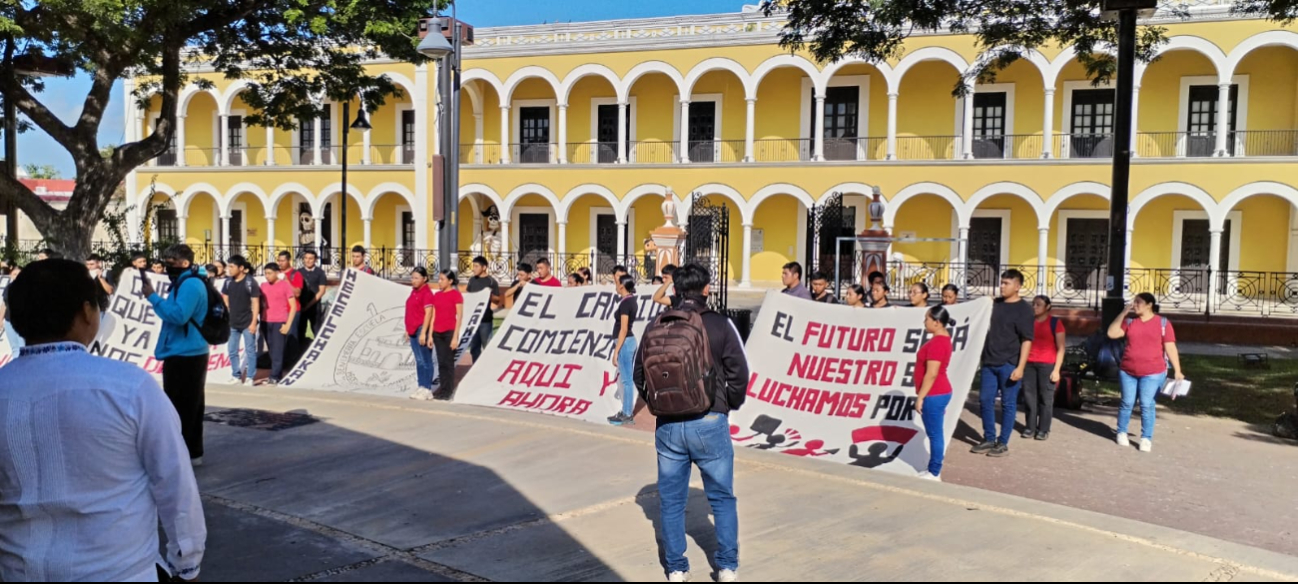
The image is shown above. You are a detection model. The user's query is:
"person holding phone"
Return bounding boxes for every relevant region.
[1106,292,1184,453]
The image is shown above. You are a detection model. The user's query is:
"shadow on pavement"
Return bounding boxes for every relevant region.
[635,484,719,581]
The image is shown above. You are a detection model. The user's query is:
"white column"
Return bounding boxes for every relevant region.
[362,118,372,165]
[474,113,484,164]
[1208,228,1224,308]
[957,226,970,294]
[813,95,826,161]
[557,222,567,256]
[312,113,322,165]
[500,220,511,254]
[1130,85,1141,157]
[557,104,568,164]
[741,223,753,287]
[1214,82,1231,157]
[219,114,230,166]
[961,83,976,159]
[178,215,188,243]
[266,216,277,249]
[1042,88,1055,158]
[886,93,898,160]
[616,220,627,257]
[744,98,756,162]
[222,214,233,248]
[1038,228,1050,295]
[499,106,511,164]
[616,101,629,164]
[363,219,373,249]
[679,99,691,163]
[264,124,274,166]
[174,114,187,167]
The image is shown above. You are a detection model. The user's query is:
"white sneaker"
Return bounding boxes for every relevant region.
[717,569,738,582]
[190,457,203,467]
[409,388,433,400]
[224,376,242,386]
[918,472,942,482]
[1139,438,1153,453]
[667,571,690,582]
[1116,433,1130,448]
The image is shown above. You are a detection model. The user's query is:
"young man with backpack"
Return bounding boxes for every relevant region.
[972,269,1035,458]
[141,244,216,467]
[634,263,749,583]
[222,256,260,386]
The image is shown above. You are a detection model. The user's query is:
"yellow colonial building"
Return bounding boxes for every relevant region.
[126,1,1298,315]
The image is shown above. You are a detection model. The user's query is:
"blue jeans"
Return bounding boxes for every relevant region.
[228,326,256,380]
[980,363,1022,444]
[618,337,638,417]
[922,393,953,476]
[1118,370,1166,440]
[409,327,435,390]
[655,413,738,574]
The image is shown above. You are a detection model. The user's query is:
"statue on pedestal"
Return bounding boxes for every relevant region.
[649,187,686,277]
[473,204,502,260]
[858,186,890,282]
[662,188,679,228]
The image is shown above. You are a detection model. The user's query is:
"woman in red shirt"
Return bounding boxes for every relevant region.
[1106,292,1185,453]
[430,269,465,401]
[405,268,436,400]
[914,305,956,481]
[1023,295,1066,441]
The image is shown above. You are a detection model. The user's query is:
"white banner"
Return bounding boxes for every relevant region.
[456,285,664,424]
[731,292,992,476]
[280,269,491,396]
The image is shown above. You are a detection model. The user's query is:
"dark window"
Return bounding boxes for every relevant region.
[1064,218,1108,291]
[156,209,179,242]
[227,115,244,166]
[319,107,333,164]
[518,213,550,266]
[1186,85,1237,157]
[1180,217,1233,294]
[299,117,316,164]
[1070,89,1115,159]
[401,211,416,249]
[519,106,551,163]
[402,110,416,163]
[688,101,716,162]
[596,104,628,164]
[972,92,1007,159]
[813,87,860,161]
[968,216,1003,269]
[229,209,244,248]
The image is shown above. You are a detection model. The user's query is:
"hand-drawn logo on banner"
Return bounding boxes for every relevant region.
[847,426,917,468]
[334,304,418,390]
[730,414,839,457]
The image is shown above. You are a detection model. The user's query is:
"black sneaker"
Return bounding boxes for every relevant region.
[619,413,636,426]
[988,442,1010,457]
[970,441,997,454]
[1022,430,1035,440]
[1036,432,1050,441]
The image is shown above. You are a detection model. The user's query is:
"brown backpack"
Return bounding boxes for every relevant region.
[640,307,716,416]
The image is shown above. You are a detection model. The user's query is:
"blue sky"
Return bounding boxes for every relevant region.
[24,0,749,178]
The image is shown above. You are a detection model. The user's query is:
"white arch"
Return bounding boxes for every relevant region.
[620,61,686,102]
[219,80,255,116]
[748,184,815,221]
[502,66,562,104]
[267,183,315,220]
[1044,44,1116,89]
[220,182,271,219]
[964,182,1046,231]
[1217,182,1298,231]
[970,46,1051,86]
[1224,30,1298,81]
[683,58,753,101]
[363,182,419,222]
[889,47,971,94]
[820,183,877,201]
[751,54,826,97]
[316,182,366,214]
[1140,35,1227,85]
[462,83,482,116]
[1041,182,1111,227]
[882,182,964,228]
[459,183,505,215]
[380,72,419,102]
[1128,182,1219,230]
[681,183,752,225]
[822,57,895,93]
[558,64,622,105]
[175,183,224,218]
[559,184,623,224]
[503,183,562,218]
[461,69,506,100]
[178,85,221,118]
[618,183,669,222]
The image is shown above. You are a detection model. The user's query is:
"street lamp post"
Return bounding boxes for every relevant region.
[1101,0,1158,325]
[418,11,461,273]
[340,101,371,260]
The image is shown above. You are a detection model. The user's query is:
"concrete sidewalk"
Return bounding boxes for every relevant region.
[195,385,1298,582]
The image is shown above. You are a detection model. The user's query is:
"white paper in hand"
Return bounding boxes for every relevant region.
[1161,379,1192,399]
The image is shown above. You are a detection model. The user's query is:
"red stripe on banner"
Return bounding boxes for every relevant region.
[851,426,918,444]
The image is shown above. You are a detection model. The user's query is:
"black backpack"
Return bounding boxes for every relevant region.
[181,274,230,346]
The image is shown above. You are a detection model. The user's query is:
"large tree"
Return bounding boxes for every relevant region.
[766,0,1294,92]
[0,0,444,258]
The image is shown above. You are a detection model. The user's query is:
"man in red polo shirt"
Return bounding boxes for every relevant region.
[276,251,306,366]
[532,257,562,288]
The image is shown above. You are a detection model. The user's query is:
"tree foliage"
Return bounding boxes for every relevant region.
[764,0,1291,94]
[0,0,445,258]
[22,163,57,178]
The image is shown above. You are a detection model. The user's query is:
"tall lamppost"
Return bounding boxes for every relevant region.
[418,11,461,273]
[339,102,371,259]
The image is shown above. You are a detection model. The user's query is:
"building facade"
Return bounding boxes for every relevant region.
[127,1,1298,314]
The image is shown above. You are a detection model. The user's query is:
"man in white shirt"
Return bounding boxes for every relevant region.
[0,259,206,581]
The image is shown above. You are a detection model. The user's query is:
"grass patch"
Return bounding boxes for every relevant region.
[1087,355,1298,425]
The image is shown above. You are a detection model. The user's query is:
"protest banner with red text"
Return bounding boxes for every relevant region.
[731,292,992,476]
